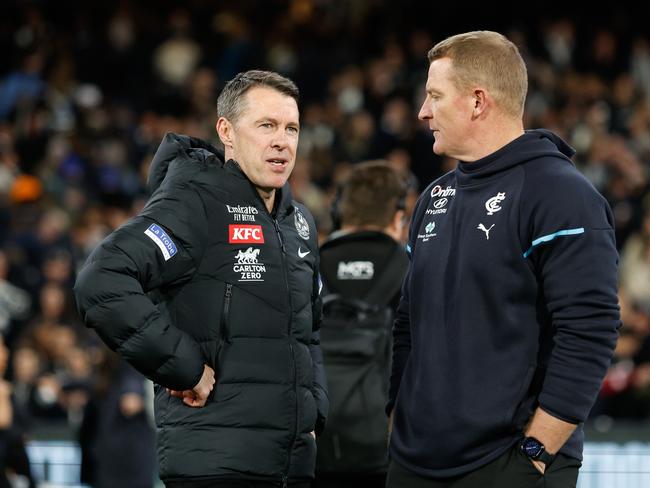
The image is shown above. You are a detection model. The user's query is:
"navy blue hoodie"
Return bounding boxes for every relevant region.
[388,129,620,478]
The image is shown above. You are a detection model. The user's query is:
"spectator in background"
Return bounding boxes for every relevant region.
[315,161,409,488]
[10,345,41,423]
[620,211,650,312]
[0,335,35,488]
[0,250,30,335]
[79,347,154,488]
[153,9,202,90]
[0,49,46,120]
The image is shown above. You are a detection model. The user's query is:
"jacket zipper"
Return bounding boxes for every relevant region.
[274,218,287,253]
[274,217,298,484]
[250,182,297,484]
[216,283,233,364]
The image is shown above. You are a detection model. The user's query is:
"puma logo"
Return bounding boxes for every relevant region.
[477,223,495,240]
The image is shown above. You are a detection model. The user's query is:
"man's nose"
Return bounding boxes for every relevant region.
[271,130,289,149]
[418,101,431,121]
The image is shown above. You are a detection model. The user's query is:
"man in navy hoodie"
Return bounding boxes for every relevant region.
[386,31,620,488]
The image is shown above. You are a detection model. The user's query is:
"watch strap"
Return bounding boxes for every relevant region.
[538,449,556,466]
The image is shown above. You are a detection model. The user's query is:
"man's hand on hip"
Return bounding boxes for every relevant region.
[167,364,216,407]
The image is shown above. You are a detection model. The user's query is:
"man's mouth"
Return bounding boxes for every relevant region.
[267,158,287,165]
[267,158,289,172]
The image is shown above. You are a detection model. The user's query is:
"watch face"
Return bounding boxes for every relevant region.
[521,438,544,459]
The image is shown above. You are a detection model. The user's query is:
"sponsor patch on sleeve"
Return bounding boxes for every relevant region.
[144,223,177,261]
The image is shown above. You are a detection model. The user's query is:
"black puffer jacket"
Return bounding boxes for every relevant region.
[74,133,328,484]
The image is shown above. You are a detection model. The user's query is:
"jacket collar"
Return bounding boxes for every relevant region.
[225,159,294,218]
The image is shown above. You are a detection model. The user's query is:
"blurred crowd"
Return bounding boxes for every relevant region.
[0,0,649,471]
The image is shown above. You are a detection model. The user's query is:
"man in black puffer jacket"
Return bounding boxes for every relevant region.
[74,70,328,488]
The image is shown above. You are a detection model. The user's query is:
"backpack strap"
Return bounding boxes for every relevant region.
[363,242,408,306]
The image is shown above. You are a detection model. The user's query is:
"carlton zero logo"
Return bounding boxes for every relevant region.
[234,247,266,282]
[229,225,265,244]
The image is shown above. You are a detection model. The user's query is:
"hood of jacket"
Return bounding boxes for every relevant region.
[147,132,225,194]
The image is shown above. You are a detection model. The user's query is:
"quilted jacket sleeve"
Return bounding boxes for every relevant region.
[74,182,209,390]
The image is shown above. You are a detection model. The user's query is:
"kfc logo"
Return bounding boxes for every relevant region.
[229,225,265,244]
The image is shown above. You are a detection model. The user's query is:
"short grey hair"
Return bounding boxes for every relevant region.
[216,70,299,123]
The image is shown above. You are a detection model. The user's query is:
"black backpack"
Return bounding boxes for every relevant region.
[316,243,407,474]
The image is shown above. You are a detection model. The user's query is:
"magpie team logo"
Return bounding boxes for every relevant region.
[233,247,266,282]
[294,210,310,240]
[485,192,506,215]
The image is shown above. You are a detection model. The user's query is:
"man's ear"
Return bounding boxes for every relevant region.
[472,88,490,119]
[385,209,407,243]
[216,117,234,148]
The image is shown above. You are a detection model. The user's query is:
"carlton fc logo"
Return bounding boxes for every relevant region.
[294,210,310,240]
[485,192,506,215]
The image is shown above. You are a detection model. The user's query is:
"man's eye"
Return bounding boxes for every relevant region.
[287,127,299,134]
[260,123,272,128]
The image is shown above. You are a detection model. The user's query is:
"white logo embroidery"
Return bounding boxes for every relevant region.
[233,247,266,282]
[477,223,495,240]
[433,198,448,209]
[417,221,437,242]
[337,261,374,280]
[235,247,260,263]
[430,185,456,198]
[294,210,310,240]
[298,247,310,258]
[227,204,258,222]
[485,192,506,215]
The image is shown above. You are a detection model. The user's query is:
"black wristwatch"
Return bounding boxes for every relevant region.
[520,436,556,466]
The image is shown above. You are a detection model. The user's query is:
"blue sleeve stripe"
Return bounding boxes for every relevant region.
[523,227,585,258]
